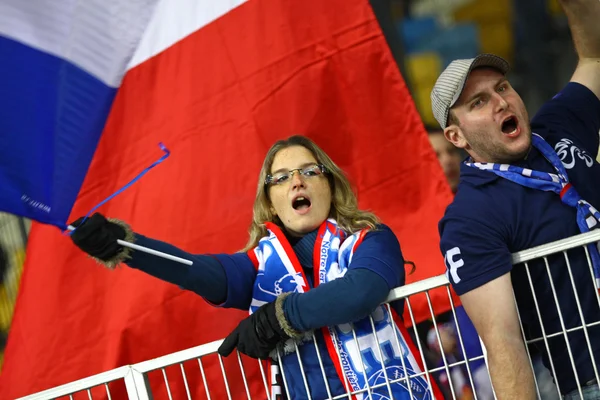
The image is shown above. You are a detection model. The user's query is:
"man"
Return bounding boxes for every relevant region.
[428,128,462,194]
[431,0,600,398]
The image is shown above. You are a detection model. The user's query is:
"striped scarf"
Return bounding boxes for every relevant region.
[248,219,436,399]
[466,133,600,288]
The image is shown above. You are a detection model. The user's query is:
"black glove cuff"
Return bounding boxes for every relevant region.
[275,293,304,340]
[90,218,135,269]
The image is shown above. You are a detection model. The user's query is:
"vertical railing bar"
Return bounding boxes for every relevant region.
[445,287,478,399]
[543,255,583,397]
[104,383,113,400]
[217,354,233,400]
[516,262,546,399]
[349,322,373,397]
[385,303,415,399]
[257,360,272,400]
[326,326,354,399]
[563,251,600,388]
[179,363,193,400]
[405,296,436,399]
[367,312,395,398]
[197,358,212,400]
[291,340,313,399]
[583,245,600,308]
[161,368,173,400]
[425,291,458,399]
[235,351,253,399]
[275,349,293,400]
[309,331,334,399]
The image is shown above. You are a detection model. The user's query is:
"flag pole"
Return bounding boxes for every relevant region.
[67,225,193,265]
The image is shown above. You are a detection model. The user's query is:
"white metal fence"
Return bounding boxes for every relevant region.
[17,229,600,400]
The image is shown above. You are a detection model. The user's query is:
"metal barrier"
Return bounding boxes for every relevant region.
[17,229,600,399]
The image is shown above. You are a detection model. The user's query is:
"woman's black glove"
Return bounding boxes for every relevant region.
[218,300,293,359]
[70,213,133,268]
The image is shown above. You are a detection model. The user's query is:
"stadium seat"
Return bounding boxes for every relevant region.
[453,0,515,63]
[398,17,438,54]
[405,52,443,126]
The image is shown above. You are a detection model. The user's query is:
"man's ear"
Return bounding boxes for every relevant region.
[444,124,468,150]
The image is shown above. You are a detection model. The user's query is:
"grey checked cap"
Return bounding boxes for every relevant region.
[431,54,510,129]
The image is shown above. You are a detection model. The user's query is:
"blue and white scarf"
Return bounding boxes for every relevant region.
[466,133,600,288]
[248,219,436,400]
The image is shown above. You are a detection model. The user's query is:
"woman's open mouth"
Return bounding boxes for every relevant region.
[292,196,312,215]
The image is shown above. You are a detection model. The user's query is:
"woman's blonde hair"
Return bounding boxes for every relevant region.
[242,135,380,251]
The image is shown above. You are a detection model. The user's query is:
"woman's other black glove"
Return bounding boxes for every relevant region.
[218,294,302,359]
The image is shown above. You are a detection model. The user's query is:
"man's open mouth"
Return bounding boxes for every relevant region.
[501,116,518,134]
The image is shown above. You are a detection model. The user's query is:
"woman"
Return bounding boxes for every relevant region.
[71,135,438,399]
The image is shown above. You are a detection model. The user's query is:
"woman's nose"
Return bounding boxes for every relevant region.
[290,171,305,189]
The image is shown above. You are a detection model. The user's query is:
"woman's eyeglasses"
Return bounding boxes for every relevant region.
[265,164,328,186]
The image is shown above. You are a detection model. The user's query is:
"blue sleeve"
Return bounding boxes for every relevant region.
[125,234,227,304]
[532,82,600,157]
[212,253,257,310]
[283,225,405,331]
[439,208,513,296]
[284,268,391,331]
[125,234,257,310]
[348,224,405,288]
